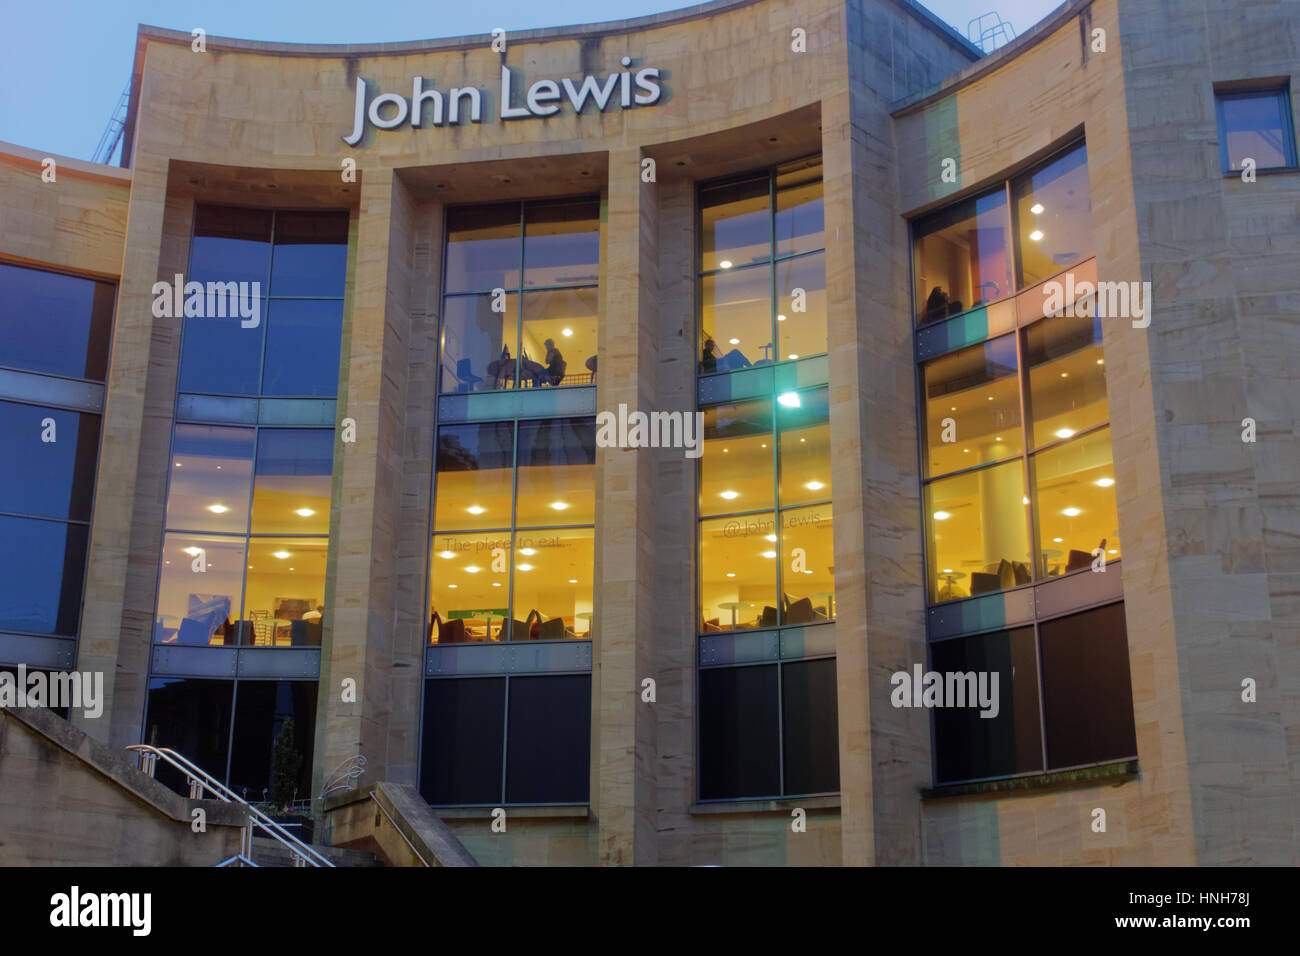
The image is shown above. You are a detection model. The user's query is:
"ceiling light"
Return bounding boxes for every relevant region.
[519,547,537,555]
[274,551,291,559]
[723,448,729,453]
[761,443,767,448]
[1060,372,1069,378]
[492,582,501,587]
[1030,203,1044,215]
[464,565,481,573]
[1022,496,1029,505]
[1063,507,1082,517]
[729,338,740,345]
[518,564,533,572]
[550,501,569,511]
[788,354,799,360]
[719,259,733,269]
[777,392,800,408]
[439,551,456,559]
[1108,549,1118,555]
[467,505,486,515]
[942,568,953,574]
[725,572,735,578]
[765,534,777,542]
[962,448,970,453]
[568,579,578,584]
[207,504,229,514]
[804,480,825,491]
[562,328,573,337]
[1095,477,1115,487]
[174,462,182,467]
[182,547,202,556]
[761,551,776,558]
[720,490,739,500]
[288,567,294,572]
[1054,428,1075,439]
[1029,230,1044,241]
[1097,359,1104,365]
[1053,537,1063,543]
[933,511,951,520]
[448,584,458,589]
[777,314,786,322]
[296,508,315,517]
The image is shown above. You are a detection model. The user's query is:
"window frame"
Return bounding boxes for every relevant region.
[1214,84,1299,174]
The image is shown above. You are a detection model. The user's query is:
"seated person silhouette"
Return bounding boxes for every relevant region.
[700,338,719,374]
[543,338,567,386]
[925,286,951,321]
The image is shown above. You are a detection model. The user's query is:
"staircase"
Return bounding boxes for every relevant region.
[250,836,383,868]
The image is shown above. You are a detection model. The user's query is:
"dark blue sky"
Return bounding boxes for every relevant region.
[0,0,1058,161]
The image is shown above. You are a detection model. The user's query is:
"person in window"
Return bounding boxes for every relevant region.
[700,337,719,374]
[543,338,567,386]
[924,286,950,321]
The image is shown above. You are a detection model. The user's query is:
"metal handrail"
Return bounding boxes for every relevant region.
[369,792,430,867]
[127,744,334,868]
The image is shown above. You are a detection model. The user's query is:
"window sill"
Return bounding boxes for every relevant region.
[922,759,1138,800]
[690,794,840,815]
[434,804,591,820]
[1222,166,1299,178]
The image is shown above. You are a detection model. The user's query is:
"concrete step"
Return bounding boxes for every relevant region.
[250,836,384,868]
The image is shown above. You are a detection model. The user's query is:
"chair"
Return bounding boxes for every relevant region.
[758,605,778,628]
[454,358,483,393]
[1012,561,1031,586]
[784,596,816,625]
[537,617,566,640]
[585,356,597,382]
[511,609,542,641]
[1065,549,1095,573]
[289,619,322,646]
[969,572,1000,595]
[438,617,469,644]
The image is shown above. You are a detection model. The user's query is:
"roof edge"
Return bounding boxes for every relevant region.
[0,140,133,183]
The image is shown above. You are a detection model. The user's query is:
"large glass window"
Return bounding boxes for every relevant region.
[430,417,595,643]
[1011,143,1093,289]
[440,199,598,393]
[1215,85,1298,173]
[698,158,825,373]
[0,262,115,381]
[698,388,833,632]
[153,426,334,647]
[178,206,348,397]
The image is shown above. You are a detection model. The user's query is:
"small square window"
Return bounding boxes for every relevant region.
[1216,86,1298,173]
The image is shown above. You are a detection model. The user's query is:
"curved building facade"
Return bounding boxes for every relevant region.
[1,0,1298,866]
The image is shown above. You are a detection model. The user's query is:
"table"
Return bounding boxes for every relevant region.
[716,601,754,627]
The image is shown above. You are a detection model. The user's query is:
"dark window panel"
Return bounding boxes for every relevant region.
[1039,602,1138,769]
[930,627,1044,783]
[260,299,344,397]
[0,263,114,381]
[505,674,591,803]
[0,401,100,522]
[444,204,521,295]
[523,199,600,288]
[420,677,506,805]
[781,658,839,795]
[189,205,273,287]
[177,298,266,395]
[0,516,88,636]
[144,677,235,796]
[227,679,318,804]
[270,211,350,298]
[698,664,780,800]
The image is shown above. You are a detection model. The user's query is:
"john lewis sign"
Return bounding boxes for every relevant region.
[344,60,663,145]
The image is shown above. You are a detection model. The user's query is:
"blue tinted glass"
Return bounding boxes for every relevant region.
[0,515,88,635]
[261,300,343,397]
[0,401,100,521]
[177,298,266,395]
[523,200,599,288]
[165,424,255,533]
[270,211,350,297]
[1221,92,1293,169]
[0,263,114,380]
[255,428,335,478]
[189,206,272,287]
[251,429,335,535]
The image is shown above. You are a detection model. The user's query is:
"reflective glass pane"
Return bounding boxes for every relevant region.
[0,263,114,381]
[775,252,826,360]
[420,677,505,805]
[699,513,778,631]
[505,675,591,803]
[520,288,596,388]
[155,533,246,645]
[700,176,769,272]
[510,527,593,640]
[777,386,830,507]
[269,211,349,297]
[250,429,333,535]
[439,292,517,394]
[775,159,824,258]
[698,664,779,799]
[189,205,272,287]
[1013,144,1093,288]
[177,297,266,395]
[242,537,328,647]
[779,505,834,624]
[930,628,1043,783]
[429,531,511,643]
[228,679,318,804]
[913,189,1011,324]
[0,515,88,636]
[0,400,100,522]
[923,335,1021,477]
[444,205,520,294]
[699,399,774,516]
[700,264,771,373]
[1220,91,1294,171]
[433,423,513,532]
[781,658,839,794]
[1031,427,1120,577]
[261,300,343,397]
[1039,603,1137,768]
[165,424,254,533]
[523,199,599,288]
[515,418,595,527]
[144,678,234,796]
[926,461,1030,603]
[1025,312,1108,449]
